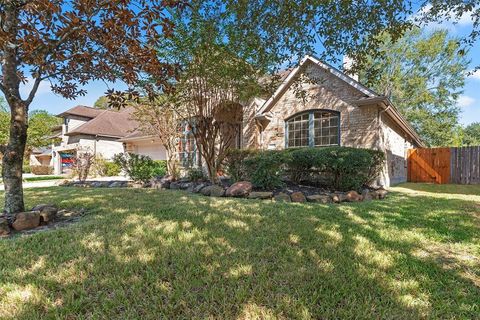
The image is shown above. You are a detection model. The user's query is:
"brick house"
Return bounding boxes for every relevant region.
[42,55,423,186]
[241,55,424,186]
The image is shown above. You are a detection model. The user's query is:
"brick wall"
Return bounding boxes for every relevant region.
[379,113,414,186]
[259,60,380,150]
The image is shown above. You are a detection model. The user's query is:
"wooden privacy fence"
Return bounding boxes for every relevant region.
[408,146,480,184]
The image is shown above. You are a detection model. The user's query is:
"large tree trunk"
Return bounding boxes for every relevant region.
[2,101,28,214]
[1,4,28,214]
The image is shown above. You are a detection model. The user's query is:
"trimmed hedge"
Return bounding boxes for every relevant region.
[225,147,385,191]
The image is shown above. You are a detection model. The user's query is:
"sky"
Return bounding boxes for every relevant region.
[6,5,480,126]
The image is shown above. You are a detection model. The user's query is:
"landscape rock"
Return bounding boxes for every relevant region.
[201,185,225,197]
[32,204,58,223]
[225,181,253,197]
[248,191,273,200]
[12,211,41,231]
[151,175,174,189]
[306,194,332,204]
[169,181,181,190]
[109,181,126,188]
[274,192,291,202]
[0,218,10,236]
[39,207,58,223]
[290,191,306,203]
[361,189,373,202]
[376,188,388,199]
[331,193,347,203]
[345,190,363,202]
[192,183,208,193]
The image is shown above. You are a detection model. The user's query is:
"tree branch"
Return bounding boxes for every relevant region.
[24,75,42,105]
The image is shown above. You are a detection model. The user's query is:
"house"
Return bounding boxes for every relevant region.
[241,55,424,186]
[38,55,423,186]
[34,106,166,175]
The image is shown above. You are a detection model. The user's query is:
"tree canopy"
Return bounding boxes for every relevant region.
[0,108,60,152]
[359,28,469,147]
[462,122,480,146]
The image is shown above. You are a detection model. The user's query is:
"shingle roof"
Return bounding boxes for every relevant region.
[57,105,104,118]
[65,108,139,138]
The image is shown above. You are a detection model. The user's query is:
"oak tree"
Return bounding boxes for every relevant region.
[0,0,185,213]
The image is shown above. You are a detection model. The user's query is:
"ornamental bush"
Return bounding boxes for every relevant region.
[243,150,285,190]
[224,148,259,182]
[284,147,385,191]
[113,153,161,183]
[224,147,384,191]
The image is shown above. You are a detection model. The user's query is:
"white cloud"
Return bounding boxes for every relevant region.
[458,95,475,108]
[413,4,477,32]
[469,69,480,80]
[19,77,51,99]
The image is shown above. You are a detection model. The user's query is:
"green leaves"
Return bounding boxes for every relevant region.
[359,28,469,147]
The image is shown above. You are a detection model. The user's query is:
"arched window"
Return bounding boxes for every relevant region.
[286,110,340,148]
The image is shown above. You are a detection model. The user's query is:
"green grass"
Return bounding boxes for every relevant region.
[0,183,479,319]
[23,176,64,182]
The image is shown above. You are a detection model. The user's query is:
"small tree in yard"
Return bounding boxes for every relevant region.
[74,151,94,183]
[0,0,186,213]
[131,97,182,179]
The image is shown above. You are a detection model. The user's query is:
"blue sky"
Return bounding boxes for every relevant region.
[10,7,480,126]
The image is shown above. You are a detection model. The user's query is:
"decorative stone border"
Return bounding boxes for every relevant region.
[60,177,388,204]
[0,204,86,237]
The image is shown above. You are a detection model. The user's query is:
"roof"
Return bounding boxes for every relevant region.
[118,130,155,142]
[57,105,104,118]
[65,108,139,138]
[257,55,425,147]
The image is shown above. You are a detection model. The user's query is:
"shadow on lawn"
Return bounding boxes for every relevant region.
[0,186,479,319]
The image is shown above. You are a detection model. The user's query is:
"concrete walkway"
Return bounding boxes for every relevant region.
[0,176,129,191]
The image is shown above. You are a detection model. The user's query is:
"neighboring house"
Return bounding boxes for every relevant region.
[242,55,424,186]
[39,106,165,175]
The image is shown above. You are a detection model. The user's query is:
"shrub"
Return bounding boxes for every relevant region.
[31,165,53,175]
[284,147,385,191]
[152,160,167,177]
[187,167,205,182]
[113,153,163,182]
[244,150,285,190]
[23,164,31,174]
[104,161,121,176]
[224,148,259,182]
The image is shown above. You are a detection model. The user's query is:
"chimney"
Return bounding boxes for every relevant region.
[343,55,359,81]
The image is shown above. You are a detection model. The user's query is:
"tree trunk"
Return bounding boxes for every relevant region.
[1,4,28,214]
[2,101,28,214]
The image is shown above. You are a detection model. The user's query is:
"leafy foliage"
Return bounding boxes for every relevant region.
[113,153,165,182]
[0,108,60,152]
[187,168,206,182]
[224,149,260,182]
[462,122,480,146]
[359,28,468,147]
[224,147,385,191]
[243,151,285,190]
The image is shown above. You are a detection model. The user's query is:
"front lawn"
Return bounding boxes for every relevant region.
[0,184,479,319]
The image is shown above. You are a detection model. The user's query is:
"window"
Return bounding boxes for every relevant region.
[177,122,197,168]
[286,110,340,148]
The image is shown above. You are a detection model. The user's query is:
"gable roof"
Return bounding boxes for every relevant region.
[65,108,138,138]
[57,105,104,119]
[257,55,425,147]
